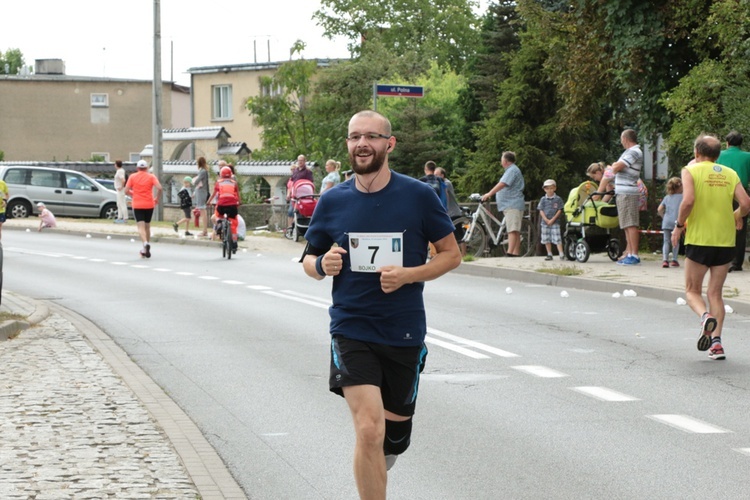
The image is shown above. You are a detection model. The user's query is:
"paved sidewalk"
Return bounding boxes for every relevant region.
[3,219,750,499]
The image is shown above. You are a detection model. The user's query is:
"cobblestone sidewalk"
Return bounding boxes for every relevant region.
[0,314,199,499]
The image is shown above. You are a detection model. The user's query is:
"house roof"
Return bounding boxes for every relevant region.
[186,58,342,76]
[163,127,230,141]
[163,160,316,177]
[217,142,251,156]
[0,161,138,174]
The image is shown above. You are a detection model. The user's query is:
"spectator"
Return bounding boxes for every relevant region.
[611,129,643,265]
[173,176,193,236]
[419,161,448,208]
[36,202,56,231]
[538,179,565,260]
[717,130,750,271]
[657,177,683,268]
[435,167,466,254]
[192,157,210,237]
[672,134,750,361]
[320,159,341,194]
[481,151,526,256]
[288,155,313,228]
[113,160,128,224]
[0,176,7,240]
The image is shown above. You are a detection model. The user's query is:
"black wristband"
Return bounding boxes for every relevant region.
[315,254,326,277]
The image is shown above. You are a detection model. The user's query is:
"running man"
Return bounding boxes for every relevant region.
[301,110,461,499]
[125,160,162,258]
[672,134,750,360]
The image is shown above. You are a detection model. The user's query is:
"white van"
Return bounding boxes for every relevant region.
[0,165,119,219]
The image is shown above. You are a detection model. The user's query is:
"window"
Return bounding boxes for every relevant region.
[91,93,109,107]
[4,168,28,185]
[30,170,63,188]
[212,85,232,120]
[91,152,110,162]
[66,173,95,191]
[261,79,282,97]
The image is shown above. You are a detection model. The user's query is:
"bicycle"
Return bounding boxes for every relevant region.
[218,213,234,260]
[455,194,537,258]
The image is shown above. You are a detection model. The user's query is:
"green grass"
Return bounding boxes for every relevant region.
[535,265,585,276]
[723,287,740,299]
[462,254,477,262]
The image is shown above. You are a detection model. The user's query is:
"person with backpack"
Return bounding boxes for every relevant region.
[419,160,448,209]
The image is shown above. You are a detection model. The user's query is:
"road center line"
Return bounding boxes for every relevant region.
[427,327,520,358]
[280,290,331,305]
[648,414,730,434]
[511,365,568,378]
[571,386,640,402]
[262,290,329,309]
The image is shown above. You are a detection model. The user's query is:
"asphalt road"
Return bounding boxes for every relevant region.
[5,230,750,499]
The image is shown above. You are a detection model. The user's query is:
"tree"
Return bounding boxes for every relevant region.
[313,0,481,72]
[245,42,318,160]
[0,48,25,74]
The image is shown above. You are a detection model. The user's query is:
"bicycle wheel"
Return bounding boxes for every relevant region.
[224,221,233,260]
[460,218,487,258]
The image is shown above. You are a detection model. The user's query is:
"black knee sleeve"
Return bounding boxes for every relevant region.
[383,418,412,455]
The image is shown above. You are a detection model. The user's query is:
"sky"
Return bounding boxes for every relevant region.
[1,0,354,87]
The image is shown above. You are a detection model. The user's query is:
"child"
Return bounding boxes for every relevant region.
[538,179,565,260]
[657,177,683,268]
[173,176,193,236]
[36,202,56,231]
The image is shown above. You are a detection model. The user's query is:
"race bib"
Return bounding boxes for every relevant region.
[348,232,403,272]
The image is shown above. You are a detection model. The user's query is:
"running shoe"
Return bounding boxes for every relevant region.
[172,222,178,233]
[662,261,669,268]
[670,261,679,267]
[545,255,553,261]
[697,313,717,351]
[144,243,151,258]
[708,343,725,360]
[619,255,641,266]
[385,454,398,471]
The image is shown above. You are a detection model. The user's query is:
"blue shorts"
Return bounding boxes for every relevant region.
[330,336,427,416]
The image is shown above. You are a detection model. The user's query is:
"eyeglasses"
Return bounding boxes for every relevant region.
[346,133,391,142]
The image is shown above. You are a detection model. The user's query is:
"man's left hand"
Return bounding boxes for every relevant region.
[378,266,409,294]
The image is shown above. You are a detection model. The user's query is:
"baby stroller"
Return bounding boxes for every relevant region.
[285,179,319,242]
[563,180,622,262]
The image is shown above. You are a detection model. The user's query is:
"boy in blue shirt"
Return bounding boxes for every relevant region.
[538,179,565,260]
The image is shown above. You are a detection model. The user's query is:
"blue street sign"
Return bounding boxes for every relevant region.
[375,84,424,98]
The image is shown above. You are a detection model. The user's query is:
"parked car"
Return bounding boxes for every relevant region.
[0,166,120,219]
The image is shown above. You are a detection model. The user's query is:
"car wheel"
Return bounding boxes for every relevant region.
[7,199,31,219]
[101,203,118,219]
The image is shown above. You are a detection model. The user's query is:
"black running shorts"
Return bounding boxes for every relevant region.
[330,336,428,416]
[685,245,734,267]
[133,208,154,223]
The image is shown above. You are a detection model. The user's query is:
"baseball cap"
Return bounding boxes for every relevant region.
[36,202,45,208]
[543,179,556,187]
[137,160,149,168]
[183,176,193,183]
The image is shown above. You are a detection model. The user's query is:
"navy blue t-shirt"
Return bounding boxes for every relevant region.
[305,171,455,346]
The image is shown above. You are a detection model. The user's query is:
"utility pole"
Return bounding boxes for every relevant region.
[153,0,164,220]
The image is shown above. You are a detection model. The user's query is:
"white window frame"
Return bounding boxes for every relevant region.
[91,93,109,108]
[260,79,283,98]
[212,85,233,120]
[91,152,110,161]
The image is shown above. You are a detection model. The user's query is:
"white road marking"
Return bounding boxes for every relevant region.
[152,268,172,272]
[247,285,272,290]
[175,272,194,276]
[571,386,640,402]
[131,264,149,269]
[72,256,88,260]
[223,280,245,285]
[280,289,331,305]
[427,327,519,358]
[88,258,106,262]
[512,365,568,378]
[262,290,329,309]
[648,415,731,434]
[198,275,220,280]
[733,448,750,457]
[424,336,490,359]
[110,261,128,266]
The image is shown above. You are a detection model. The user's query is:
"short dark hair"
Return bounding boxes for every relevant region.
[115,160,122,168]
[726,130,743,147]
[622,129,637,143]
[502,151,516,164]
[694,134,721,161]
[424,160,437,172]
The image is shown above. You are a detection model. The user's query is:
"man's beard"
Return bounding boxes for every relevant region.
[349,145,387,175]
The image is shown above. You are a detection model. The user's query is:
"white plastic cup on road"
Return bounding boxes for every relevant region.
[676,297,687,305]
[560,290,569,298]
[612,292,621,298]
[725,304,734,314]
[505,287,513,294]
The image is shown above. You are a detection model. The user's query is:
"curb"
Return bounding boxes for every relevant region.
[0,294,51,341]
[452,262,750,316]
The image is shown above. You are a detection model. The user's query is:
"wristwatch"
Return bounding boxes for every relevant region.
[675,221,685,229]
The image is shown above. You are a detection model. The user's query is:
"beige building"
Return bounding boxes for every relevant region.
[187,59,337,152]
[0,59,189,162]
